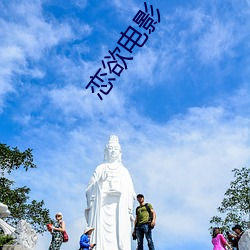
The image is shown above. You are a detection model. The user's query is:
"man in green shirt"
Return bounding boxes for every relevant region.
[133,194,156,250]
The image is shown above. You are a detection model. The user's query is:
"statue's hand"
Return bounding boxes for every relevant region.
[129,213,135,222]
[86,195,95,209]
[88,201,93,208]
[101,171,108,181]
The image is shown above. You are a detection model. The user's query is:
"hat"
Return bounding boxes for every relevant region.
[84,227,94,234]
[232,225,243,231]
[136,194,144,198]
[55,212,63,218]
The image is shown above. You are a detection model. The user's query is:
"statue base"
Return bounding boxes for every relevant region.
[1,245,26,250]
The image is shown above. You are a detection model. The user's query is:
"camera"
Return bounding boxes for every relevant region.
[132,231,137,240]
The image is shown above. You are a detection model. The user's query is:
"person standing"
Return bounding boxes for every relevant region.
[133,194,156,250]
[231,225,244,250]
[211,227,232,250]
[79,227,96,250]
[49,212,66,250]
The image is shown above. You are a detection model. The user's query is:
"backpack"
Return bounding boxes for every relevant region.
[136,203,154,229]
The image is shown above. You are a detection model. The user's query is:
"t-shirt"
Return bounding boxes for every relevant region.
[136,203,153,225]
[212,234,227,250]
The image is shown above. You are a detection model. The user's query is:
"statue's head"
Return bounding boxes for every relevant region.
[0,202,10,218]
[104,135,122,163]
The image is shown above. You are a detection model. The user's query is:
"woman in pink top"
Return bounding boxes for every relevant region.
[212,227,232,250]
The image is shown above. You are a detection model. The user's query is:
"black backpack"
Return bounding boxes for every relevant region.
[136,203,154,229]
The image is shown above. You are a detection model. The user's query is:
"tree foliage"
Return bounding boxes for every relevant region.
[0,144,36,175]
[210,167,250,232]
[0,234,14,246]
[0,143,52,233]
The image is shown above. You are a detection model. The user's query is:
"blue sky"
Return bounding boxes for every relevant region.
[1,0,250,249]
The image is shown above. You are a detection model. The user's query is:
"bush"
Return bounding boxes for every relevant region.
[0,234,14,247]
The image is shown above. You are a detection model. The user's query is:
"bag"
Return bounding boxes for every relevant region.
[62,231,69,242]
[145,203,154,229]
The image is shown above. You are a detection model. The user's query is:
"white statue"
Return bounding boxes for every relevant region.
[239,229,250,250]
[85,135,136,250]
[0,202,11,218]
[0,203,38,250]
[0,202,15,235]
[13,220,38,250]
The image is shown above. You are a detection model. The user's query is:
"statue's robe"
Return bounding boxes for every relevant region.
[239,229,250,250]
[85,163,135,250]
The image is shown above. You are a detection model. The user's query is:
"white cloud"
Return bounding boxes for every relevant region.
[1,2,73,58]
[189,8,210,33]
[0,0,76,111]
[218,83,250,115]
[111,0,139,18]
[125,46,159,87]
[48,84,126,120]
[196,20,235,63]
[73,0,87,9]
[159,7,240,67]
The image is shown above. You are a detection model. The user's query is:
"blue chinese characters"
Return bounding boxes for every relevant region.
[86,2,161,100]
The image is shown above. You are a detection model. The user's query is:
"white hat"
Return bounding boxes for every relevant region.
[55,212,63,218]
[84,227,94,234]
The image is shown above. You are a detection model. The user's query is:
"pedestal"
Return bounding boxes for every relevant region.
[1,245,26,250]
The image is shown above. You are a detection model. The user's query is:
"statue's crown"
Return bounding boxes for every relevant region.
[109,135,119,144]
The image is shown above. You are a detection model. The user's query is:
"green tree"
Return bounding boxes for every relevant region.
[0,143,52,233]
[210,167,250,232]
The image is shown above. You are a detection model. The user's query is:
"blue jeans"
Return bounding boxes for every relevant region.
[136,223,155,250]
